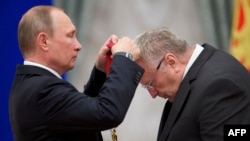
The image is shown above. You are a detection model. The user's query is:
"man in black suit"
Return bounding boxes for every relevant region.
[9,5,144,141]
[135,27,250,141]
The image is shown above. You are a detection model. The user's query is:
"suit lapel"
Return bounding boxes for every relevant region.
[158,44,216,141]
[157,101,172,140]
[158,79,191,141]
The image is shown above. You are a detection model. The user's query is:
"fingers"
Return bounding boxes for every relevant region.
[106,35,119,48]
[111,37,140,61]
[95,34,119,72]
[111,37,133,53]
[96,35,141,72]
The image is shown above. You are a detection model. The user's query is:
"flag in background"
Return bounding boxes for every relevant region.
[230,0,250,72]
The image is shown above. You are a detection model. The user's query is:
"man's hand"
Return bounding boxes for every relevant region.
[111,37,140,61]
[95,35,118,73]
[95,36,140,73]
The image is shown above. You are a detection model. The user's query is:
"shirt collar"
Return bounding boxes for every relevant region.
[182,44,204,79]
[24,61,62,79]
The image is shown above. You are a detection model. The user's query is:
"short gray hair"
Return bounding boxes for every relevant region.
[135,27,189,67]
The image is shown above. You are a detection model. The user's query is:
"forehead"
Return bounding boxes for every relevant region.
[50,9,76,30]
[137,59,154,71]
[137,59,155,81]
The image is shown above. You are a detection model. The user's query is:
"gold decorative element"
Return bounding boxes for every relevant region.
[111,128,117,141]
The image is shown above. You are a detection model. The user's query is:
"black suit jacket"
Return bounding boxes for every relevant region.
[9,55,144,141]
[157,44,250,141]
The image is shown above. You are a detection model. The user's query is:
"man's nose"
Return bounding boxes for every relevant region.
[75,39,82,51]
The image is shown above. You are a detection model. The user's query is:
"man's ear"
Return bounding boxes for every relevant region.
[37,32,49,51]
[165,53,176,66]
[164,53,180,73]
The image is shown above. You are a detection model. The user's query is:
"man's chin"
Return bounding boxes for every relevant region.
[65,65,75,72]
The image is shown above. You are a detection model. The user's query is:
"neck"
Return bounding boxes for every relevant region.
[25,58,63,75]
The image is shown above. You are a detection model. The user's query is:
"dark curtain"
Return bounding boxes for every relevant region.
[196,0,234,51]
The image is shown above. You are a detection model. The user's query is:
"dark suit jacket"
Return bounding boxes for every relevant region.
[157,44,250,141]
[9,55,144,141]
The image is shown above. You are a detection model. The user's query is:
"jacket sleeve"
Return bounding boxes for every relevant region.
[198,78,249,141]
[83,66,107,97]
[38,55,144,132]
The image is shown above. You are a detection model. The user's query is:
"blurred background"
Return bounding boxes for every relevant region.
[1,0,249,141]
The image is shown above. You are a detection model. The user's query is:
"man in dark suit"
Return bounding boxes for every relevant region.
[135,27,250,141]
[9,5,144,141]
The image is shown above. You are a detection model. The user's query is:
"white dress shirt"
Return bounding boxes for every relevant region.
[182,44,204,79]
[24,61,62,79]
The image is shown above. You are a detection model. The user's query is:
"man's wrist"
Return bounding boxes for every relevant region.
[114,52,134,61]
